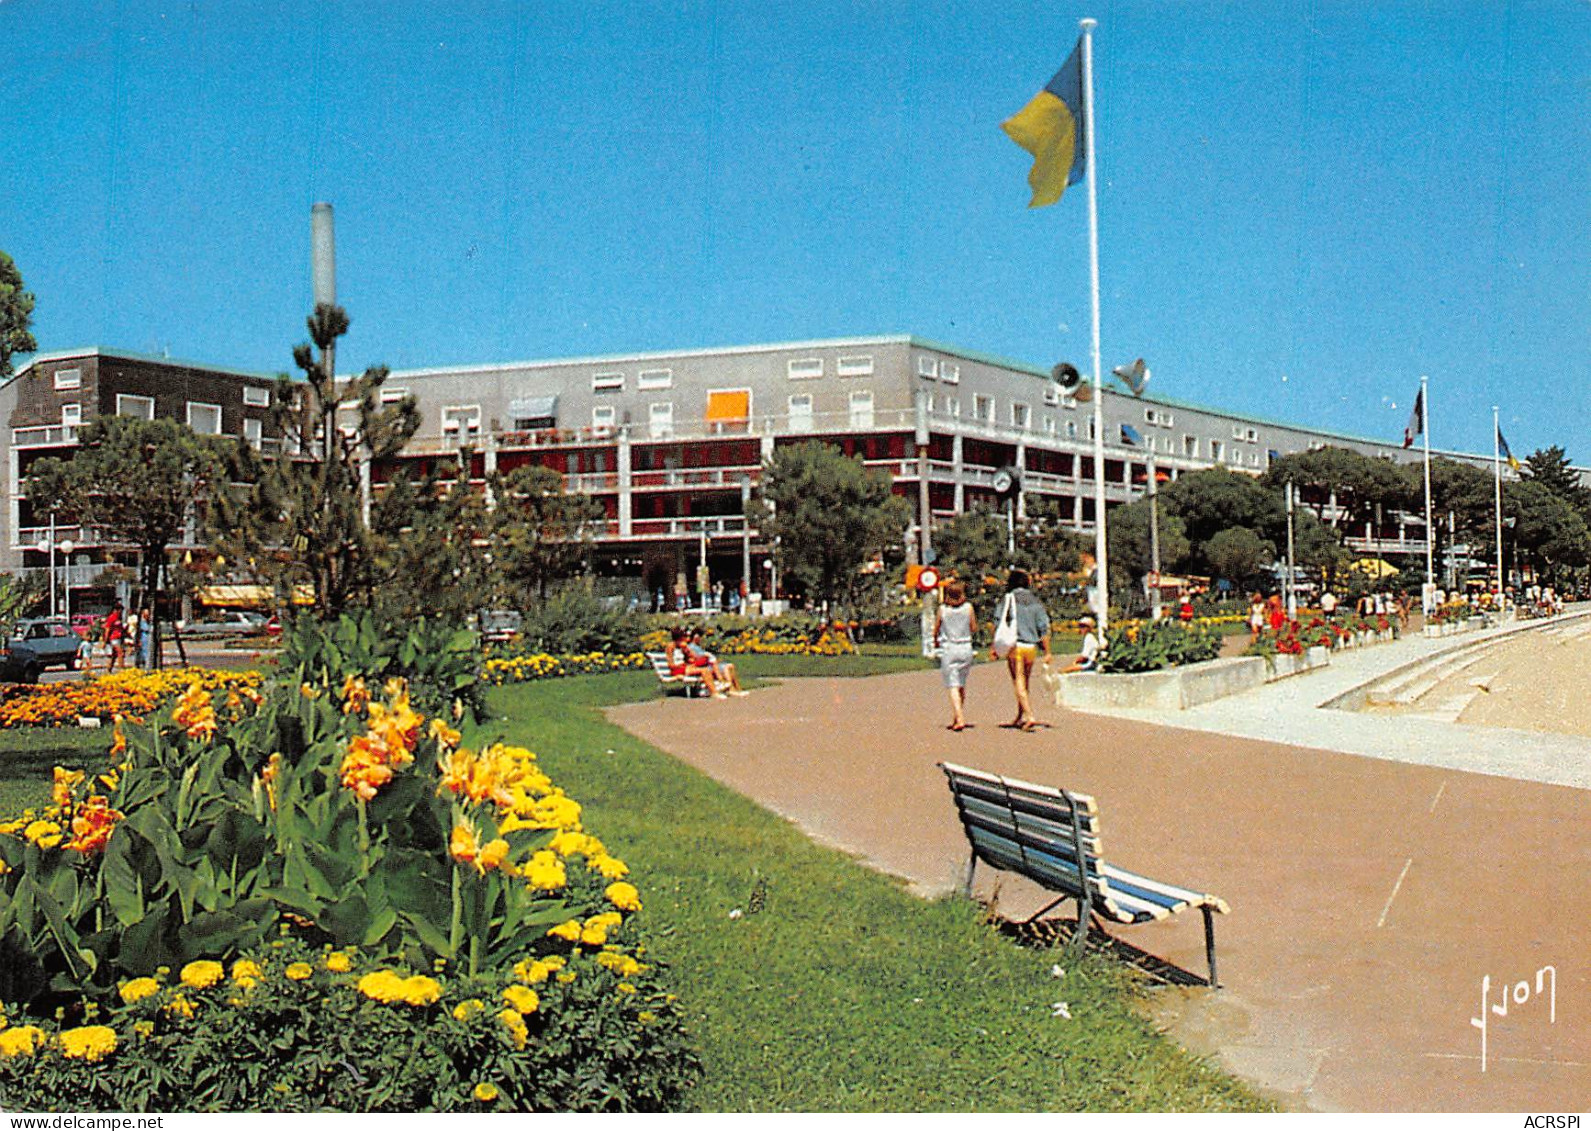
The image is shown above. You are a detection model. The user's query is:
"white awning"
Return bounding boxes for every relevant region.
[508,395,558,421]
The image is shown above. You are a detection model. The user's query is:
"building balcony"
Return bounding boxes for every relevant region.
[13,424,79,448]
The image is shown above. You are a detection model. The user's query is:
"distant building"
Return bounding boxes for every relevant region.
[0,335,1542,611]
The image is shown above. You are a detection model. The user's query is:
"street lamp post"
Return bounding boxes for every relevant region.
[740,474,752,608]
[1285,481,1298,621]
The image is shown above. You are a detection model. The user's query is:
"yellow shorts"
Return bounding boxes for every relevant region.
[1012,643,1039,659]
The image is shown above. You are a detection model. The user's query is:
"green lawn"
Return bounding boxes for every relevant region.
[477,672,1270,1113]
[0,726,113,816]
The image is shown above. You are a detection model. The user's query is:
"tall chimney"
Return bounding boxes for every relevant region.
[311,202,336,308]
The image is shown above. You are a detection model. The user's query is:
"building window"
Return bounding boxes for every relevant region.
[917,356,939,378]
[1066,420,1078,439]
[53,368,82,391]
[243,418,263,450]
[787,358,824,380]
[848,390,874,429]
[1011,403,1031,430]
[836,355,874,377]
[187,402,223,435]
[1043,416,1057,436]
[788,394,814,433]
[441,405,482,443]
[243,385,271,408]
[638,368,673,390]
[1245,427,1259,442]
[61,403,81,426]
[1184,435,1198,458]
[592,372,624,392]
[1145,408,1158,424]
[1160,413,1174,428]
[116,394,154,420]
[648,402,674,439]
[947,397,961,417]
[940,362,960,385]
[1209,439,1223,462]
[1043,384,1060,407]
[591,405,616,432]
[379,386,409,405]
[1087,418,1097,440]
[973,394,994,422]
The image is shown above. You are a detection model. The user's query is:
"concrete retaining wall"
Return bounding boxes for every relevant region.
[1054,645,1331,711]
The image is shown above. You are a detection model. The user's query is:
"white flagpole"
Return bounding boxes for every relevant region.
[1080,16,1108,630]
[1493,405,1504,602]
[1421,375,1434,603]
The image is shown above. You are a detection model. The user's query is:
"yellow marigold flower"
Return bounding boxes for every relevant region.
[580,923,609,947]
[23,819,63,850]
[400,975,442,1007]
[0,1026,45,1058]
[325,951,353,973]
[557,971,577,984]
[605,882,641,912]
[547,919,582,942]
[513,958,553,984]
[118,977,161,1004]
[596,952,642,978]
[522,850,566,892]
[453,998,485,1021]
[300,682,321,699]
[548,830,591,857]
[356,970,406,1003]
[502,985,539,1014]
[589,854,629,879]
[638,1010,657,1024]
[285,963,314,981]
[616,982,637,995]
[180,960,225,989]
[133,1020,155,1039]
[164,996,196,1020]
[59,1024,117,1062]
[498,1008,528,1050]
[231,959,263,984]
[473,1082,500,1103]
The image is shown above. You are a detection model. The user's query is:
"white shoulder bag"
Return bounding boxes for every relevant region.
[991,594,1018,658]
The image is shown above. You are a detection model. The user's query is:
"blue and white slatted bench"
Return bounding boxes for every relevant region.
[939,761,1229,987]
[646,651,706,697]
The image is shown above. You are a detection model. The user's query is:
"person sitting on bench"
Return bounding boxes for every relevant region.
[686,627,747,697]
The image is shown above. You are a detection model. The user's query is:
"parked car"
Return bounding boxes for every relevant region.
[1,618,84,682]
[178,610,270,638]
[70,612,102,638]
[477,609,522,643]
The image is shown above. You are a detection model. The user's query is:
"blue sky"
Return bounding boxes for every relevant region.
[5,0,1588,458]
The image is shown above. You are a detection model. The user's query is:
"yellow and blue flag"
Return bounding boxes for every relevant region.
[1497,426,1521,472]
[1002,39,1086,208]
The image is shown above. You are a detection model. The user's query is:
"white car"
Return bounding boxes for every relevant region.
[179,611,270,638]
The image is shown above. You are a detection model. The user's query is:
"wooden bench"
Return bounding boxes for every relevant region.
[939,760,1228,987]
[646,651,706,697]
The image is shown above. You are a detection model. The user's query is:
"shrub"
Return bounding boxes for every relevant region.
[516,589,648,657]
[1097,619,1221,673]
[277,611,484,722]
[637,613,856,656]
[481,652,647,685]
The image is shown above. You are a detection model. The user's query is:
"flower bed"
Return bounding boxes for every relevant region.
[0,626,698,1111]
[0,667,263,729]
[483,651,648,685]
[638,619,857,657]
[1096,619,1221,674]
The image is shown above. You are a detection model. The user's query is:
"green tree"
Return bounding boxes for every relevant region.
[1505,478,1591,585]
[1104,497,1191,594]
[27,416,227,665]
[753,440,910,613]
[212,304,419,619]
[368,463,495,626]
[1261,446,1413,533]
[931,508,1009,603]
[1160,468,1284,573]
[490,464,606,602]
[1203,527,1276,588]
[0,251,37,380]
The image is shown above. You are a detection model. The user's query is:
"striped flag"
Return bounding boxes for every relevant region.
[1001,39,1087,208]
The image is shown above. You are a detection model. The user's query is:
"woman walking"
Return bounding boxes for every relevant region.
[991,568,1051,732]
[933,580,977,731]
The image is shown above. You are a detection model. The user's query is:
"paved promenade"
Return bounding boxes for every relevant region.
[608,619,1591,1112]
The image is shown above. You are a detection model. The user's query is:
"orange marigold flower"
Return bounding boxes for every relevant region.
[65,796,122,855]
[52,766,85,809]
[449,824,479,865]
[341,674,371,715]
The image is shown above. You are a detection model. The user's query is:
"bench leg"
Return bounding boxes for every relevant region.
[963,854,977,899]
[1068,897,1090,954]
[1202,905,1220,989]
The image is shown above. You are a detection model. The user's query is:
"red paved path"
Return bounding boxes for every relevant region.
[609,666,1590,1112]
